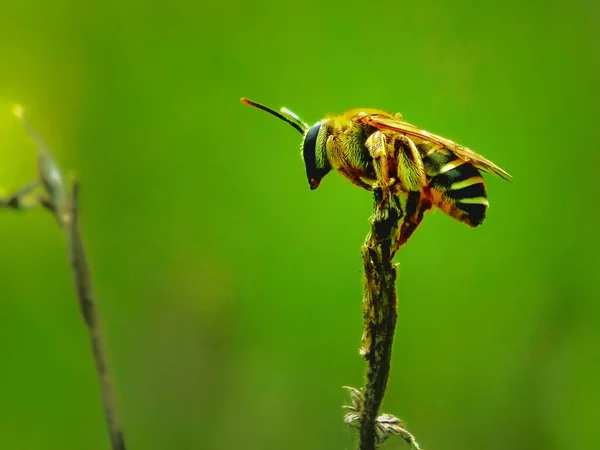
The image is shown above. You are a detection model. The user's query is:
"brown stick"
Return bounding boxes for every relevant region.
[358,187,402,450]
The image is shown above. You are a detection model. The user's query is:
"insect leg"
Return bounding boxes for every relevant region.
[394,135,427,190]
[338,168,373,190]
[393,191,432,251]
[365,131,392,189]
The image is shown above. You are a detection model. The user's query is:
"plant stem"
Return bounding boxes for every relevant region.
[5,106,127,450]
[63,182,126,450]
[358,187,402,450]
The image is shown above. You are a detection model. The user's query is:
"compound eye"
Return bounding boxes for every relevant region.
[309,178,320,190]
[303,122,321,162]
[303,122,322,184]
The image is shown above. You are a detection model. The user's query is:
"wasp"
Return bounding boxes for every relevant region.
[241,98,512,247]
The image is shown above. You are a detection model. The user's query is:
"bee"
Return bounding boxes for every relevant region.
[241,98,512,246]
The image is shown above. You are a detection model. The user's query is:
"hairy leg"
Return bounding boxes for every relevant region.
[393,191,432,251]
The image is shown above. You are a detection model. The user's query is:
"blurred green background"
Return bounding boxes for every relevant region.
[0,0,598,449]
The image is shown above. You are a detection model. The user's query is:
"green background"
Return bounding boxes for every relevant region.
[0,0,598,449]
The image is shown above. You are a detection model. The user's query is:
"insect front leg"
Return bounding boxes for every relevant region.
[365,131,394,189]
[338,168,373,190]
[393,190,432,251]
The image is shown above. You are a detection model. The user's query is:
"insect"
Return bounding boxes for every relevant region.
[241,98,512,247]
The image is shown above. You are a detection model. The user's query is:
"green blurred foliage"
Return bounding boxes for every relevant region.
[0,0,598,449]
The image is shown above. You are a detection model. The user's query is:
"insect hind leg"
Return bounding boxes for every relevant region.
[393,191,432,252]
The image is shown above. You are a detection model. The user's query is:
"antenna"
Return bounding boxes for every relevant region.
[241,98,309,134]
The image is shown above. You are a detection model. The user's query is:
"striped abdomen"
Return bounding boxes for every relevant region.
[423,151,488,227]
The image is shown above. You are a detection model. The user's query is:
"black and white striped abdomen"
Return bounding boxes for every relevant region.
[424,152,489,227]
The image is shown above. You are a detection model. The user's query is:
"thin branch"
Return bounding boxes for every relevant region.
[344,186,422,450]
[4,105,127,450]
[63,181,126,450]
[0,181,39,210]
[358,186,402,450]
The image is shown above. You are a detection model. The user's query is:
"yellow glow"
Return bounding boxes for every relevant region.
[12,104,24,120]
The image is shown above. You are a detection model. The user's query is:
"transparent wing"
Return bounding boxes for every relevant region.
[355,113,513,181]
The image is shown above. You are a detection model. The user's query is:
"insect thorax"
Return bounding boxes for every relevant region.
[329,120,376,177]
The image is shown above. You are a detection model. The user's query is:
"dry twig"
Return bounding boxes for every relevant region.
[1,106,126,450]
[343,186,422,450]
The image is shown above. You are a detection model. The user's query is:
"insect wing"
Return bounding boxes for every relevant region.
[355,113,513,181]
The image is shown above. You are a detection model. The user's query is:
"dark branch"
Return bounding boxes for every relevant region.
[344,186,422,450]
[358,187,402,450]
